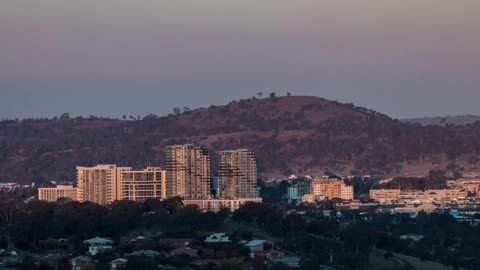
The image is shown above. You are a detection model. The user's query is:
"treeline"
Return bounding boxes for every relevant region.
[234,202,480,269]
[0,197,229,251]
[233,203,370,269]
[376,171,448,190]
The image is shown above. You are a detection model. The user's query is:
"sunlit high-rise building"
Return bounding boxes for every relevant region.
[76,165,127,205]
[218,149,257,199]
[166,144,211,199]
[117,167,166,201]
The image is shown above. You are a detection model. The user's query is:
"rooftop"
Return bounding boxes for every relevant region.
[244,239,267,247]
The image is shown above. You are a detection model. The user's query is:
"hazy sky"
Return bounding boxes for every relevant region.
[1,1,479,119]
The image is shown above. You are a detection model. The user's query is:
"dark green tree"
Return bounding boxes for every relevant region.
[0,235,8,249]
[218,258,247,270]
[125,255,157,270]
[20,255,36,270]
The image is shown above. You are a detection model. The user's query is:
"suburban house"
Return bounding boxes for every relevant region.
[83,237,113,246]
[89,245,113,256]
[70,256,94,270]
[83,237,114,256]
[204,233,232,244]
[252,250,285,266]
[244,239,268,252]
[109,258,128,270]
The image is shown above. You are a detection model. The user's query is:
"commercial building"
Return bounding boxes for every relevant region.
[462,182,480,197]
[447,179,480,197]
[218,149,257,199]
[117,167,167,201]
[310,179,354,200]
[166,145,211,199]
[0,183,21,191]
[369,189,467,204]
[369,189,401,203]
[38,185,77,202]
[287,180,311,202]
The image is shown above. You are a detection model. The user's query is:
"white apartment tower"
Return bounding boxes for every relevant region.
[166,145,211,199]
[118,167,167,201]
[218,149,257,199]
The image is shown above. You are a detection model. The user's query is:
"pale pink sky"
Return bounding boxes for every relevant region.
[1,1,479,118]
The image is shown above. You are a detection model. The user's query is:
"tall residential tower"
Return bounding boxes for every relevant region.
[76,165,125,205]
[166,145,211,199]
[218,149,257,199]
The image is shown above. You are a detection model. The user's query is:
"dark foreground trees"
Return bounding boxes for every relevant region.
[0,235,8,249]
[234,202,480,270]
[2,197,229,251]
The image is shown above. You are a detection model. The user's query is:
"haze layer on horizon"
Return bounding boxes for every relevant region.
[1,1,479,119]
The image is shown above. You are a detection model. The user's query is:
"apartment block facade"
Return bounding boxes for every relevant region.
[77,165,122,205]
[218,149,257,199]
[118,167,166,201]
[38,185,77,202]
[311,179,354,200]
[166,145,211,199]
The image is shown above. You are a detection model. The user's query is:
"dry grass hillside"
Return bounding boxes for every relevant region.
[1,95,480,183]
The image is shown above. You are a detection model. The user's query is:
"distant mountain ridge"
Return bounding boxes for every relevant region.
[402,115,480,126]
[1,95,480,183]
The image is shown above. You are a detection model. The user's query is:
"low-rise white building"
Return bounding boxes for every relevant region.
[0,183,21,192]
[38,185,77,202]
[370,189,467,204]
[184,197,262,212]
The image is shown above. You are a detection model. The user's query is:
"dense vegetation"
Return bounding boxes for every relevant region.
[234,202,480,270]
[376,171,449,190]
[3,194,480,269]
[1,196,259,270]
[0,197,228,251]
[1,95,480,183]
